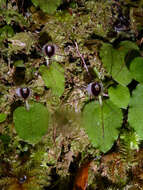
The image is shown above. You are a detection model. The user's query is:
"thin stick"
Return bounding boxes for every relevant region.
[74,41,90,75]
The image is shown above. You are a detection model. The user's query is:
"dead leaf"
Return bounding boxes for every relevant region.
[73,160,92,190]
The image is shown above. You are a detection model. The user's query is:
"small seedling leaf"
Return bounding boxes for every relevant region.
[128,84,143,140]
[13,102,49,144]
[39,62,65,97]
[82,100,123,153]
[130,57,143,83]
[0,113,7,123]
[108,84,130,109]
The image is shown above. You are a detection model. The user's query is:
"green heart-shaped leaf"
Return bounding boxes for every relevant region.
[108,84,130,109]
[31,0,62,14]
[39,62,65,97]
[128,84,143,140]
[100,41,139,86]
[130,57,143,83]
[82,100,123,153]
[13,103,49,144]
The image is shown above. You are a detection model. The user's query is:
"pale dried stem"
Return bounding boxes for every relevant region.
[74,41,90,75]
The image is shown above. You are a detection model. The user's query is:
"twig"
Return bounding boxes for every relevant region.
[74,41,90,75]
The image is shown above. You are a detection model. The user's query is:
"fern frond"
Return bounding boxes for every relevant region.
[119,130,140,165]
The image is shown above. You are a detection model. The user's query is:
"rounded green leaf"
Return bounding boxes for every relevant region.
[100,41,139,86]
[128,84,143,140]
[108,84,130,109]
[119,41,139,55]
[31,0,62,14]
[82,100,123,153]
[39,62,65,97]
[13,103,49,144]
[130,57,143,83]
[0,113,7,123]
